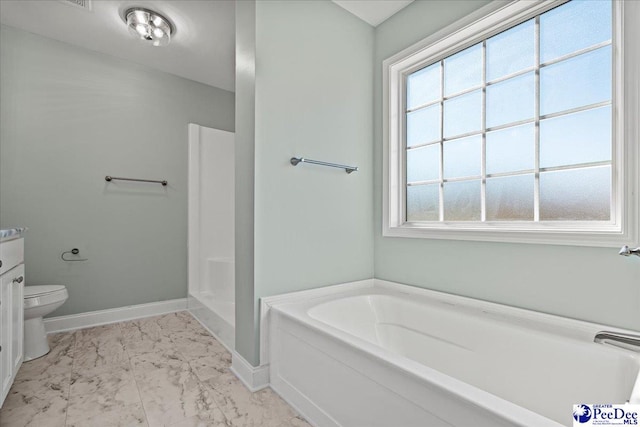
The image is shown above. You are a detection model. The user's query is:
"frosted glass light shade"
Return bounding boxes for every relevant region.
[126,8,173,47]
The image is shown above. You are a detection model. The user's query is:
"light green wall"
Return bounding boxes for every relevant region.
[0,25,235,316]
[373,1,640,330]
[235,0,374,365]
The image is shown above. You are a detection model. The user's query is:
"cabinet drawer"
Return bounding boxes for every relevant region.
[0,238,24,276]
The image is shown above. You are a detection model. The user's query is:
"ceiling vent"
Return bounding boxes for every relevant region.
[59,0,92,11]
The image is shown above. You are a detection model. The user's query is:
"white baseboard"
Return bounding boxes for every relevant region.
[44,298,188,333]
[230,351,270,392]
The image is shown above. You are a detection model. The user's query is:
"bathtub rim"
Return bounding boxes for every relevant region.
[260,278,639,366]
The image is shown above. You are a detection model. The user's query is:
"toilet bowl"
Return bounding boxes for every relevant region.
[23,285,68,361]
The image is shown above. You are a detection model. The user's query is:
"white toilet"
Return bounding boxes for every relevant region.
[23,285,68,361]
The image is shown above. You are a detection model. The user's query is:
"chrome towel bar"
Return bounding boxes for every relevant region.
[290,157,358,174]
[105,176,168,186]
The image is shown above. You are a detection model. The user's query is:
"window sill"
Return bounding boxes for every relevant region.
[383,222,634,248]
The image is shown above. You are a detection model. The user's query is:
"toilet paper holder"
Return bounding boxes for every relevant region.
[61,248,88,262]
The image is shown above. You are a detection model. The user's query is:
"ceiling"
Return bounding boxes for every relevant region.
[0,0,236,92]
[0,0,414,92]
[332,0,414,26]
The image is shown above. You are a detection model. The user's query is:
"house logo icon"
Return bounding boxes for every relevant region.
[573,404,592,423]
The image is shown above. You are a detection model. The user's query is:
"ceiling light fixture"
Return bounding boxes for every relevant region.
[125,8,174,47]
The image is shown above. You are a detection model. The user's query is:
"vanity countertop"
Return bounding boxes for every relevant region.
[0,227,27,243]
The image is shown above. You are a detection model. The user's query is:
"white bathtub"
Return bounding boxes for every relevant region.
[263,279,640,427]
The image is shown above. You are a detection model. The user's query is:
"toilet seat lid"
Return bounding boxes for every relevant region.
[24,285,66,298]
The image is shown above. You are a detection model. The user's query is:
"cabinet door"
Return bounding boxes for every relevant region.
[11,265,23,374]
[0,283,3,408]
[0,275,12,403]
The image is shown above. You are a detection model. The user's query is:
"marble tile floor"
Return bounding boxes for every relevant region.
[0,311,311,427]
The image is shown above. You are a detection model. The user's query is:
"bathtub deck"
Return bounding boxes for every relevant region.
[0,312,309,427]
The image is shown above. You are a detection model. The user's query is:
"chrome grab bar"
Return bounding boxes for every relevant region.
[594,331,640,351]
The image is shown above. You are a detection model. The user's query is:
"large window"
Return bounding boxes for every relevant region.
[384,0,638,246]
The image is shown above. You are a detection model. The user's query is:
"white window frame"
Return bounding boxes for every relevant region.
[383,0,639,247]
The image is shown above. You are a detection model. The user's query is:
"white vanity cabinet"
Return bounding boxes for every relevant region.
[0,236,25,408]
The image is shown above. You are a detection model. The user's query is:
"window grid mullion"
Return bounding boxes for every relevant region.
[407,160,612,187]
[439,60,445,221]
[403,73,407,223]
[481,40,487,222]
[534,15,541,222]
